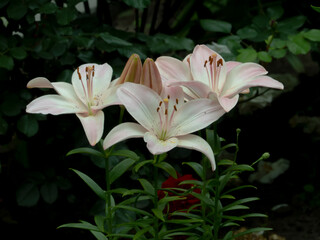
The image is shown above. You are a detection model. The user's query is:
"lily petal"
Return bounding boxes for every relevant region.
[27,77,84,105]
[218,94,240,112]
[168,80,212,99]
[26,95,87,115]
[173,98,225,136]
[222,63,283,97]
[117,83,162,131]
[144,132,178,155]
[177,134,216,171]
[156,56,192,83]
[76,111,105,146]
[91,84,122,111]
[103,122,147,150]
[72,63,112,105]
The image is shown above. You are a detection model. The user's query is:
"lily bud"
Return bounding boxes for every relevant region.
[118,54,142,85]
[140,58,163,95]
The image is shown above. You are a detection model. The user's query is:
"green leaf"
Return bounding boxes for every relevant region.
[16,182,40,207]
[0,0,9,9]
[10,47,27,60]
[155,162,177,179]
[269,49,287,59]
[0,116,8,135]
[40,182,58,204]
[222,197,259,211]
[287,34,311,55]
[71,169,106,200]
[200,19,232,33]
[138,178,154,196]
[266,5,284,20]
[191,192,215,206]
[58,221,100,231]
[258,51,272,63]
[90,231,108,240]
[236,48,258,62]
[0,94,23,116]
[0,55,14,70]
[270,38,287,49]
[39,2,58,14]
[277,15,306,32]
[311,5,320,13]
[240,213,268,218]
[100,32,132,47]
[182,162,203,179]
[227,164,255,172]
[133,226,152,240]
[232,227,273,239]
[111,149,139,161]
[7,2,27,20]
[134,160,153,172]
[114,205,153,217]
[122,0,151,9]
[66,148,105,158]
[110,158,135,184]
[56,7,77,25]
[303,29,320,41]
[17,115,39,137]
[217,159,234,166]
[51,42,67,57]
[286,54,305,73]
[236,27,257,39]
[152,208,165,221]
[94,215,105,232]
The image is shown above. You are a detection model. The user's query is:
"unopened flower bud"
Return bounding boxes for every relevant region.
[118,54,142,85]
[140,58,163,95]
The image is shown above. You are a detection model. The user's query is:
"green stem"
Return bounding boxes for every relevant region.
[153,155,160,240]
[213,166,220,240]
[104,150,113,238]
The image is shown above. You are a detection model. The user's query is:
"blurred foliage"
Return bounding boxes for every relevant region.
[0,0,319,239]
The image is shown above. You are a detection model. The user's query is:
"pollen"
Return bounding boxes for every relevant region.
[217,59,223,67]
[77,67,82,80]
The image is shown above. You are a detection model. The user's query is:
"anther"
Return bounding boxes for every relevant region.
[92,65,95,77]
[204,60,208,67]
[77,68,82,80]
[165,109,168,115]
[167,95,170,99]
[217,59,223,67]
[159,101,163,106]
[174,105,177,111]
[176,98,179,104]
[157,107,160,112]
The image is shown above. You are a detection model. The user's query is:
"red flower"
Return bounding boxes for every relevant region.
[158,173,201,214]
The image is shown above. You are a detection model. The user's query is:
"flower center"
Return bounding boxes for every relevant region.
[204,54,223,92]
[77,65,95,113]
[156,95,179,140]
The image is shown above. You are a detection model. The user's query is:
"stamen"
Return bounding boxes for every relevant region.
[165,109,168,115]
[77,68,82,80]
[174,105,177,111]
[163,98,169,103]
[204,60,207,68]
[217,59,223,67]
[159,101,163,106]
[176,98,179,104]
[167,95,170,99]
[157,107,160,112]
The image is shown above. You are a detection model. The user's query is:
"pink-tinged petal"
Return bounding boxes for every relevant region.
[103,122,147,150]
[76,111,104,146]
[222,63,269,96]
[117,83,161,132]
[144,132,178,155]
[168,80,212,99]
[226,61,242,72]
[190,45,226,87]
[182,53,192,66]
[91,85,122,111]
[156,56,192,83]
[177,134,216,171]
[27,77,82,104]
[117,54,142,85]
[27,77,54,89]
[172,99,225,136]
[218,94,239,112]
[141,58,162,95]
[72,63,113,105]
[26,95,87,115]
